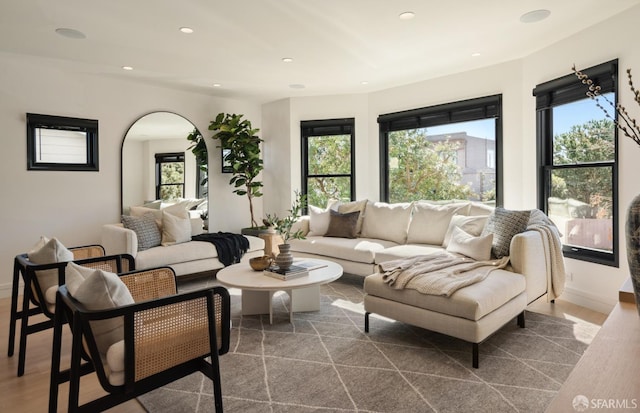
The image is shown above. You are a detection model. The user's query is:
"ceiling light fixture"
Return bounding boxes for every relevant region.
[361,81,369,85]
[179,27,194,34]
[519,9,550,23]
[213,83,222,87]
[289,84,305,89]
[471,52,481,57]
[122,66,133,71]
[399,11,415,20]
[282,57,294,63]
[55,28,86,39]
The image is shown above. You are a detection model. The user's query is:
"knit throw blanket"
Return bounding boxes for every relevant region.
[379,253,510,297]
[526,209,566,302]
[191,232,249,267]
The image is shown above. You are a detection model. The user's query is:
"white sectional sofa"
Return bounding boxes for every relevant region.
[101,203,264,276]
[289,200,551,303]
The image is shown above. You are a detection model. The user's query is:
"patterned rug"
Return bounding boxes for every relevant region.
[138,274,600,413]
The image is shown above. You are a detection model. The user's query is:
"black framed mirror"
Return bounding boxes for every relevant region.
[121,112,207,214]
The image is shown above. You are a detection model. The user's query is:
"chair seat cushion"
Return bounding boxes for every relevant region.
[364,269,525,321]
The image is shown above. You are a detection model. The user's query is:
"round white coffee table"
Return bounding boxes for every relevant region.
[216,258,343,324]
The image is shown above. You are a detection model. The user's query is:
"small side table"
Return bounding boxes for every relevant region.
[259,232,283,257]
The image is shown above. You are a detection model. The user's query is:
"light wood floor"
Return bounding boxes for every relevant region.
[0,291,607,412]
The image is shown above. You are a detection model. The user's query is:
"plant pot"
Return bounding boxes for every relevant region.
[275,243,293,271]
[626,193,640,316]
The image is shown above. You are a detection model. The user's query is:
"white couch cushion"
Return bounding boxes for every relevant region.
[308,205,332,236]
[289,236,395,264]
[361,201,413,244]
[407,202,469,245]
[446,227,493,261]
[364,269,525,321]
[374,244,445,264]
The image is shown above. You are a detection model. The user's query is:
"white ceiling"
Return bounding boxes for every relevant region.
[1,0,638,103]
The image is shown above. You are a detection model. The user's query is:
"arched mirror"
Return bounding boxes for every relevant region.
[121,112,207,214]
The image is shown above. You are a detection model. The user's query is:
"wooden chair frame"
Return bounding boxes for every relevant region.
[7,244,134,376]
[48,267,231,413]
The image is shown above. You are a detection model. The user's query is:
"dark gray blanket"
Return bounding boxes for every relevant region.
[191,232,249,267]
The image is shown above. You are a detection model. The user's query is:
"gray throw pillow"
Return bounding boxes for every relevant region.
[324,210,360,239]
[121,213,161,251]
[482,207,530,258]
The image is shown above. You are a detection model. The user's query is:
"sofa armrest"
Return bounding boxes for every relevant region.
[291,215,310,237]
[509,230,548,302]
[101,224,138,258]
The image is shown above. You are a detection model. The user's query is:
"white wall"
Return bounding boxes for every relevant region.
[520,7,640,313]
[0,52,261,297]
[261,6,640,314]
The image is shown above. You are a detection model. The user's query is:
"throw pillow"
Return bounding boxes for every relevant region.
[336,200,368,236]
[446,227,493,261]
[406,202,469,245]
[360,201,413,244]
[308,205,332,236]
[27,236,74,299]
[161,209,192,246]
[121,213,162,251]
[324,210,360,239]
[442,215,489,247]
[129,205,163,228]
[482,207,531,258]
[66,265,134,355]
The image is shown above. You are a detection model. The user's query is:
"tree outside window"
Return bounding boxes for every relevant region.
[155,152,185,201]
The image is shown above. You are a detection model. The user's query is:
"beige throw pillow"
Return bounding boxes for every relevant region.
[27,236,74,298]
[161,209,192,246]
[442,215,489,247]
[446,227,493,261]
[308,205,332,236]
[407,202,469,245]
[66,263,134,355]
[361,201,412,244]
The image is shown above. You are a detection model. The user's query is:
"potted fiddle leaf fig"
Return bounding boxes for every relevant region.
[209,113,264,230]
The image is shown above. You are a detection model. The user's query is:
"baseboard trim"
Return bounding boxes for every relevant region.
[561,286,616,315]
[0,281,16,299]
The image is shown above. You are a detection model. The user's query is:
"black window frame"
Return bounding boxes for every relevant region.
[378,94,503,204]
[155,152,185,200]
[26,113,99,171]
[533,59,619,267]
[301,118,356,208]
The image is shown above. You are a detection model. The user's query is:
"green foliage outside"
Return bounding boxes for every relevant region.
[159,162,184,200]
[187,128,208,186]
[388,129,475,203]
[552,119,615,218]
[306,135,352,207]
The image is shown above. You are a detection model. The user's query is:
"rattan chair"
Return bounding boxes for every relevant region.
[48,266,230,413]
[7,245,134,376]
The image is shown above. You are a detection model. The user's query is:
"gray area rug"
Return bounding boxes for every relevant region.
[138,274,599,413]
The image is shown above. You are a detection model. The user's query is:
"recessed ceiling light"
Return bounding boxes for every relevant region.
[179,27,194,34]
[55,28,86,39]
[289,84,305,89]
[519,9,550,23]
[471,52,481,57]
[399,11,415,20]
[212,83,222,87]
[122,66,133,71]
[361,81,369,85]
[282,57,294,63]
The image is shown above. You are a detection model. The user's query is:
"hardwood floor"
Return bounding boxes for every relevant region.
[0,290,607,412]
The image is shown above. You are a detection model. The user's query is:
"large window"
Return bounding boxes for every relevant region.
[301,118,355,208]
[533,60,618,267]
[378,95,502,204]
[155,152,185,201]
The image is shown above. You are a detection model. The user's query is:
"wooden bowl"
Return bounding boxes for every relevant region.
[249,255,273,271]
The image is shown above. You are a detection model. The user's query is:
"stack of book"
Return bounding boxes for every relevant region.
[263,264,309,280]
[263,260,328,281]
